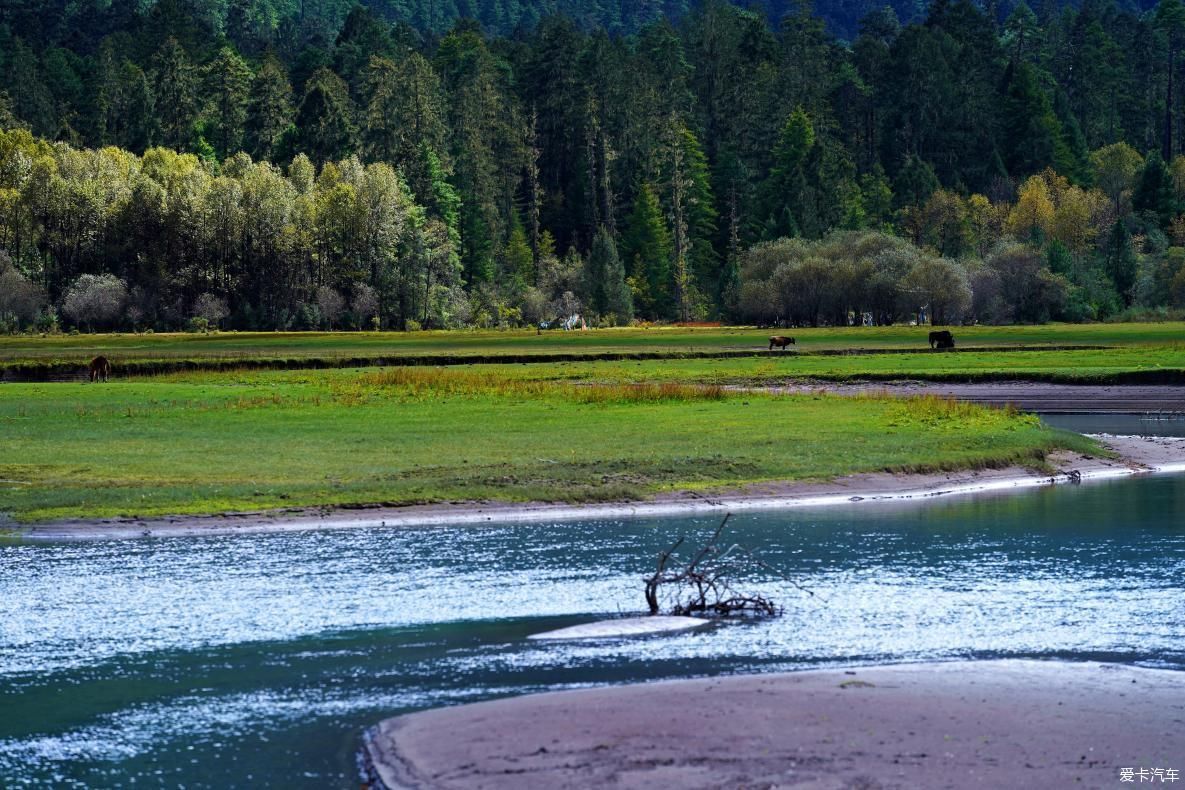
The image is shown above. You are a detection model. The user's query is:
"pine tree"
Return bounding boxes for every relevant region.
[363,53,447,175]
[762,106,815,239]
[1133,151,1176,227]
[586,225,633,323]
[1003,1,1040,62]
[502,216,534,289]
[1000,61,1070,178]
[151,38,199,150]
[1105,219,1138,304]
[206,47,253,158]
[892,155,939,209]
[621,183,673,319]
[1157,0,1185,160]
[296,67,356,165]
[246,55,294,162]
[2,38,55,137]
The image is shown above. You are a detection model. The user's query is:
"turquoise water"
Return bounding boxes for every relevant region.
[2,474,1184,787]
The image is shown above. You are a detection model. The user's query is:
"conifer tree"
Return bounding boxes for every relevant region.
[296,67,356,165]
[152,38,199,149]
[621,183,672,319]
[206,47,253,158]
[246,55,294,162]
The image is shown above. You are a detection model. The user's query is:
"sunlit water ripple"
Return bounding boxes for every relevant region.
[1,469,1183,787]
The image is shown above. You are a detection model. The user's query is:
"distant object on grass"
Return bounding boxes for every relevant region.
[769,335,795,351]
[87,356,111,382]
[538,314,587,331]
[929,330,955,350]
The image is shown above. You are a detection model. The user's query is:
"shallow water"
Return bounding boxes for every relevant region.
[1,472,1183,788]
[1043,412,1185,437]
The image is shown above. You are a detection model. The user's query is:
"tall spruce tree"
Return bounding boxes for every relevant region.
[621,183,672,319]
[245,55,294,162]
[296,67,356,165]
[585,225,633,323]
[206,47,253,158]
[151,38,199,150]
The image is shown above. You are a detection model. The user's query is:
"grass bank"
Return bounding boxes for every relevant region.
[448,346,1185,386]
[2,322,1183,368]
[0,366,1096,522]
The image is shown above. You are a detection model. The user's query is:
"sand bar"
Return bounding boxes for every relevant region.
[363,659,1185,789]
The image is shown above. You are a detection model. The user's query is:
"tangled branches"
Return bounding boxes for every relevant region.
[643,513,812,618]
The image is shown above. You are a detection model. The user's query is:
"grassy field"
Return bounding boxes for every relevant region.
[2,322,1184,368]
[455,346,1185,385]
[0,366,1095,522]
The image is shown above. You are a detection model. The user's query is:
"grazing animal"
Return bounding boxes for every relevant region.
[88,356,111,382]
[928,330,954,349]
[769,335,795,351]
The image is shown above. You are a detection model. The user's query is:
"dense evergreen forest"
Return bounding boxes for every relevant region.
[4,0,1185,332]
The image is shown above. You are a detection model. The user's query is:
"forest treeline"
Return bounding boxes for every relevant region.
[5,0,1185,332]
[0,0,1090,49]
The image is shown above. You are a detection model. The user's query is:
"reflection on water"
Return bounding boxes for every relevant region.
[1,474,1183,788]
[1043,412,1185,437]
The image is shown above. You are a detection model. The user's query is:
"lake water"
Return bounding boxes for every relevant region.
[2,471,1183,788]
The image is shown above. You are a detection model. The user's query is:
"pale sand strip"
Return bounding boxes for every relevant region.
[363,659,1185,790]
[9,434,1185,540]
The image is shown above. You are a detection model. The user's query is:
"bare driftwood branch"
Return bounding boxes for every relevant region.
[643,513,813,618]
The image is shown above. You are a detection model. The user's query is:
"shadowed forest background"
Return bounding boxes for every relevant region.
[4,0,1185,332]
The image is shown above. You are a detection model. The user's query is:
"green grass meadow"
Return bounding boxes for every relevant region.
[0,365,1096,522]
[3,322,1185,368]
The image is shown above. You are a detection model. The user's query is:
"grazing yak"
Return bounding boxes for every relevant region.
[769,335,795,351]
[88,356,111,382]
[928,330,955,350]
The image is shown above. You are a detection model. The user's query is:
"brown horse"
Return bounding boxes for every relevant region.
[769,335,795,351]
[88,356,111,382]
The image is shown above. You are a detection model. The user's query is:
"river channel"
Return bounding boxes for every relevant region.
[2,422,1183,787]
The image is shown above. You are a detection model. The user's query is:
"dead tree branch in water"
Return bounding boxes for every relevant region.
[643,513,813,617]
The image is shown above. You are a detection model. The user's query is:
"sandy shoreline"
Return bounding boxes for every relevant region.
[8,433,1185,541]
[363,659,1185,789]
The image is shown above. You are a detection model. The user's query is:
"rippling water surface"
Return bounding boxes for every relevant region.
[2,473,1183,787]
[1043,412,1185,436]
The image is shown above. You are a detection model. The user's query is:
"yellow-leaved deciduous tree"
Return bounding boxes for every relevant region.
[1091,142,1143,213]
[966,193,1007,257]
[917,189,971,257]
[1007,175,1055,242]
[1051,186,1106,258]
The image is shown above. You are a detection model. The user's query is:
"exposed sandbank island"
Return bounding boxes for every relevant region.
[10,433,1184,540]
[362,660,1185,789]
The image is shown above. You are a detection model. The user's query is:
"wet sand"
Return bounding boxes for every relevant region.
[9,433,1184,540]
[363,660,1185,790]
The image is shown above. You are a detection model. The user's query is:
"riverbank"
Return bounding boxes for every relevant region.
[11,433,1183,540]
[363,659,1185,789]
[1,368,1089,523]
